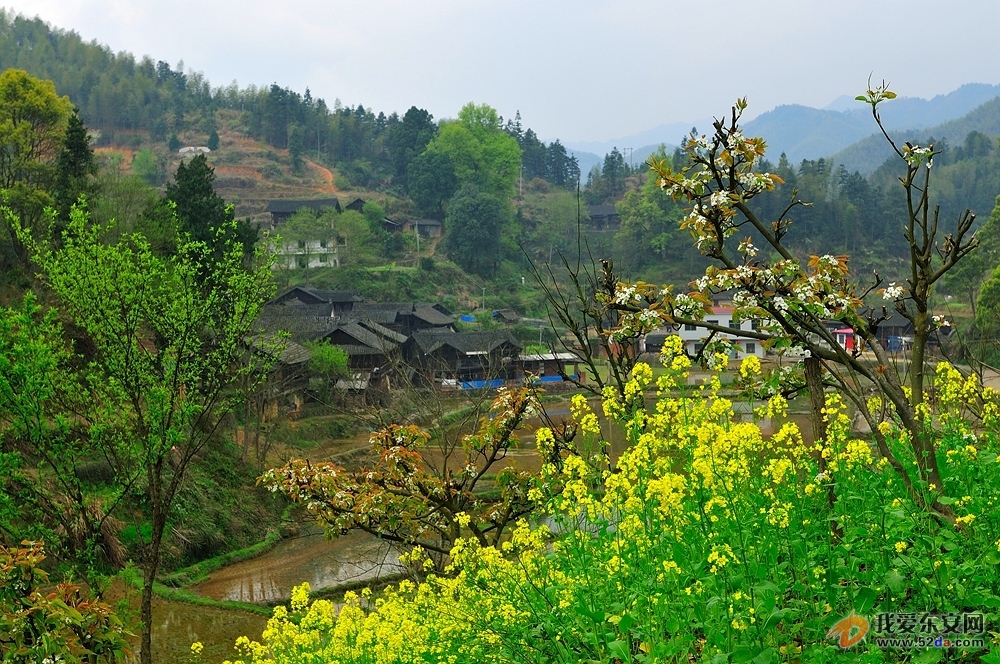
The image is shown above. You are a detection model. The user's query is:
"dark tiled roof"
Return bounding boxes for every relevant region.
[256,313,340,344]
[588,205,618,217]
[413,304,455,326]
[323,321,401,351]
[266,198,341,214]
[343,302,454,327]
[338,344,386,357]
[247,336,313,365]
[278,340,313,365]
[269,286,361,306]
[410,329,521,355]
[409,218,441,226]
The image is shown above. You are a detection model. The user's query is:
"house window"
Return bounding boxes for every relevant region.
[296,256,307,268]
[706,319,718,326]
[318,254,328,263]
[694,343,704,354]
[729,319,740,329]
[752,319,761,330]
[746,342,756,355]
[337,236,347,246]
[320,239,328,248]
[684,323,696,331]
[297,240,305,249]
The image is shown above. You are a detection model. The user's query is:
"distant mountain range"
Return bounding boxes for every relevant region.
[565,83,1000,176]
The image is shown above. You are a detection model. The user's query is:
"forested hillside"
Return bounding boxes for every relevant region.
[6,7,1000,298]
[0,11,579,195]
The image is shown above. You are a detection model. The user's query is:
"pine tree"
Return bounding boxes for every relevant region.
[53,109,96,222]
[165,154,257,261]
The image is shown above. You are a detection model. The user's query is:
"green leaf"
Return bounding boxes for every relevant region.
[854,587,878,614]
[855,95,869,102]
[763,608,790,631]
[910,649,942,664]
[607,640,631,660]
[885,569,906,594]
[752,649,777,664]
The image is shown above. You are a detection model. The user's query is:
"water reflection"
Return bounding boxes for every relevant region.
[195,528,402,603]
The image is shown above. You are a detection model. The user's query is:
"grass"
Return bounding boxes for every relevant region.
[159,504,297,588]
[119,563,273,617]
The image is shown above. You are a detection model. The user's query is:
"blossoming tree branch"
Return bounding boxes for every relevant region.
[613,85,979,516]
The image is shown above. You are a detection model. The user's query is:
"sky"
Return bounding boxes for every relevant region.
[6,0,1000,145]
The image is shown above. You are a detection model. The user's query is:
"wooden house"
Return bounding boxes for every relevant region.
[267,286,362,317]
[266,198,341,225]
[340,302,455,336]
[518,352,581,383]
[407,330,522,388]
[587,205,621,230]
[401,218,442,237]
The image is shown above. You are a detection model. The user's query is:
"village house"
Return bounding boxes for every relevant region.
[266,286,362,316]
[339,302,456,336]
[273,236,346,269]
[646,306,765,360]
[400,218,442,237]
[407,329,522,389]
[587,205,621,231]
[265,198,342,226]
[518,352,581,383]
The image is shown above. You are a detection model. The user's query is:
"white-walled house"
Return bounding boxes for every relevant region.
[650,306,764,360]
[274,236,345,269]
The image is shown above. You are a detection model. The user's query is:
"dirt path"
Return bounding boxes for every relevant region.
[305,159,337,194]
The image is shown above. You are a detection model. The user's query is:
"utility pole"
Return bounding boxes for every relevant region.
[624,147,634,171]
[482,287,487,311]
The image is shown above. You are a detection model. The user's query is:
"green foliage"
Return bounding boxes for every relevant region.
[361,200,386,232]
[443,184,505,277]
[93,169,178,255]
[131,148,161,185]
[19,204,276,663]
[425,103,521,203]
[0,294,126,573]
[407,150,458,218]
[0,68,73,266]
[389,106,436,191]
[306,341,349,378]
[206,128,219,151]
[165,154,258,261]
[53,108,97,222]
[167,133,180,151]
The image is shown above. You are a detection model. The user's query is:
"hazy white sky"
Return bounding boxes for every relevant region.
[6,0,1000,142]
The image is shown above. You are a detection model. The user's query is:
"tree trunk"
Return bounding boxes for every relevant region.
[804,356,838,515]
[140,495,166,664]
[804,356,828,449]
[910,317,945,490]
